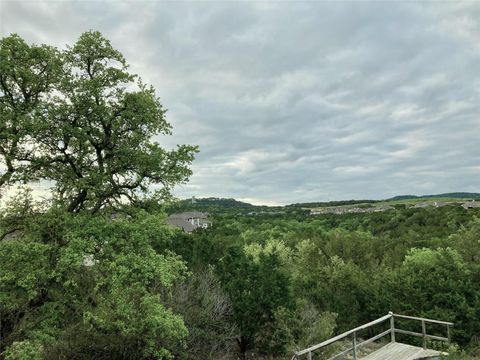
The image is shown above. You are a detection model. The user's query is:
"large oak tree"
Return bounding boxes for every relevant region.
[0,31,197,212]
[0,31,199,360]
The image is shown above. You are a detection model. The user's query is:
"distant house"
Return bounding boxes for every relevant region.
[411,202,432,209]
[462,201,480,209]
[374,205,394,212]
[166,211,211,233]
[310,204,394,216]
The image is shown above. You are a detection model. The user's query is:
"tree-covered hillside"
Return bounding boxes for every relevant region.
[167,197,256,214]
[170,205,480,358]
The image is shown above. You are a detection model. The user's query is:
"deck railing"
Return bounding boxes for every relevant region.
[292,312,453,360]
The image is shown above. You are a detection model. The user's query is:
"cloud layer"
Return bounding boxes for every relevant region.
[1,1,479,205]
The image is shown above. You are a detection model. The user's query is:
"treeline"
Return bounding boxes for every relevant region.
[287,199,379,208]
[166,197,257,215]
[388,193,480,201]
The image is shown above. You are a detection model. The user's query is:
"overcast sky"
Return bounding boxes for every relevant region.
[1,1,479,205]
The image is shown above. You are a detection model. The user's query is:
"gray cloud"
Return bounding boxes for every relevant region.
[1,1,479,205]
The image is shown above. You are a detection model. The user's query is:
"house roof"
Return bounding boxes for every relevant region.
[168,211,209,219]
[166,217,196,232]
[166,212,211,232]
[462,201,480,208]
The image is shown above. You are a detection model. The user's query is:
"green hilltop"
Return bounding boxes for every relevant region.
[170,192,480,213]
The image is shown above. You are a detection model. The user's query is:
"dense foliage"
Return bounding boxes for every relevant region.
[0,32,204,360]
[168,205,480,358]
[3,196,480,359]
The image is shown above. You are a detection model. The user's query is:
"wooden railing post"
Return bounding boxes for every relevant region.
[447,324,451,344]
[352,331,357,360]
[389,312,395,343]
[307,351,312,360]
[421,320,427,349]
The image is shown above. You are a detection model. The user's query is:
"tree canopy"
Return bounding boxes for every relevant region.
[0,31,197,212]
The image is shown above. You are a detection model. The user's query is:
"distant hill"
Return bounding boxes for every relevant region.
[388,192,480,201]
[167,192,480,215]
[166,197,257,215]
[184,197,255,208]
[287,199,378,208]
[290,193,480,208]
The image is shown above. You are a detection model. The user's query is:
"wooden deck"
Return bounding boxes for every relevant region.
[361,342,445,360]
[292,313,453,360]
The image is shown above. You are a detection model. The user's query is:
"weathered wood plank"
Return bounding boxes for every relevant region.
[361,342,446,360]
